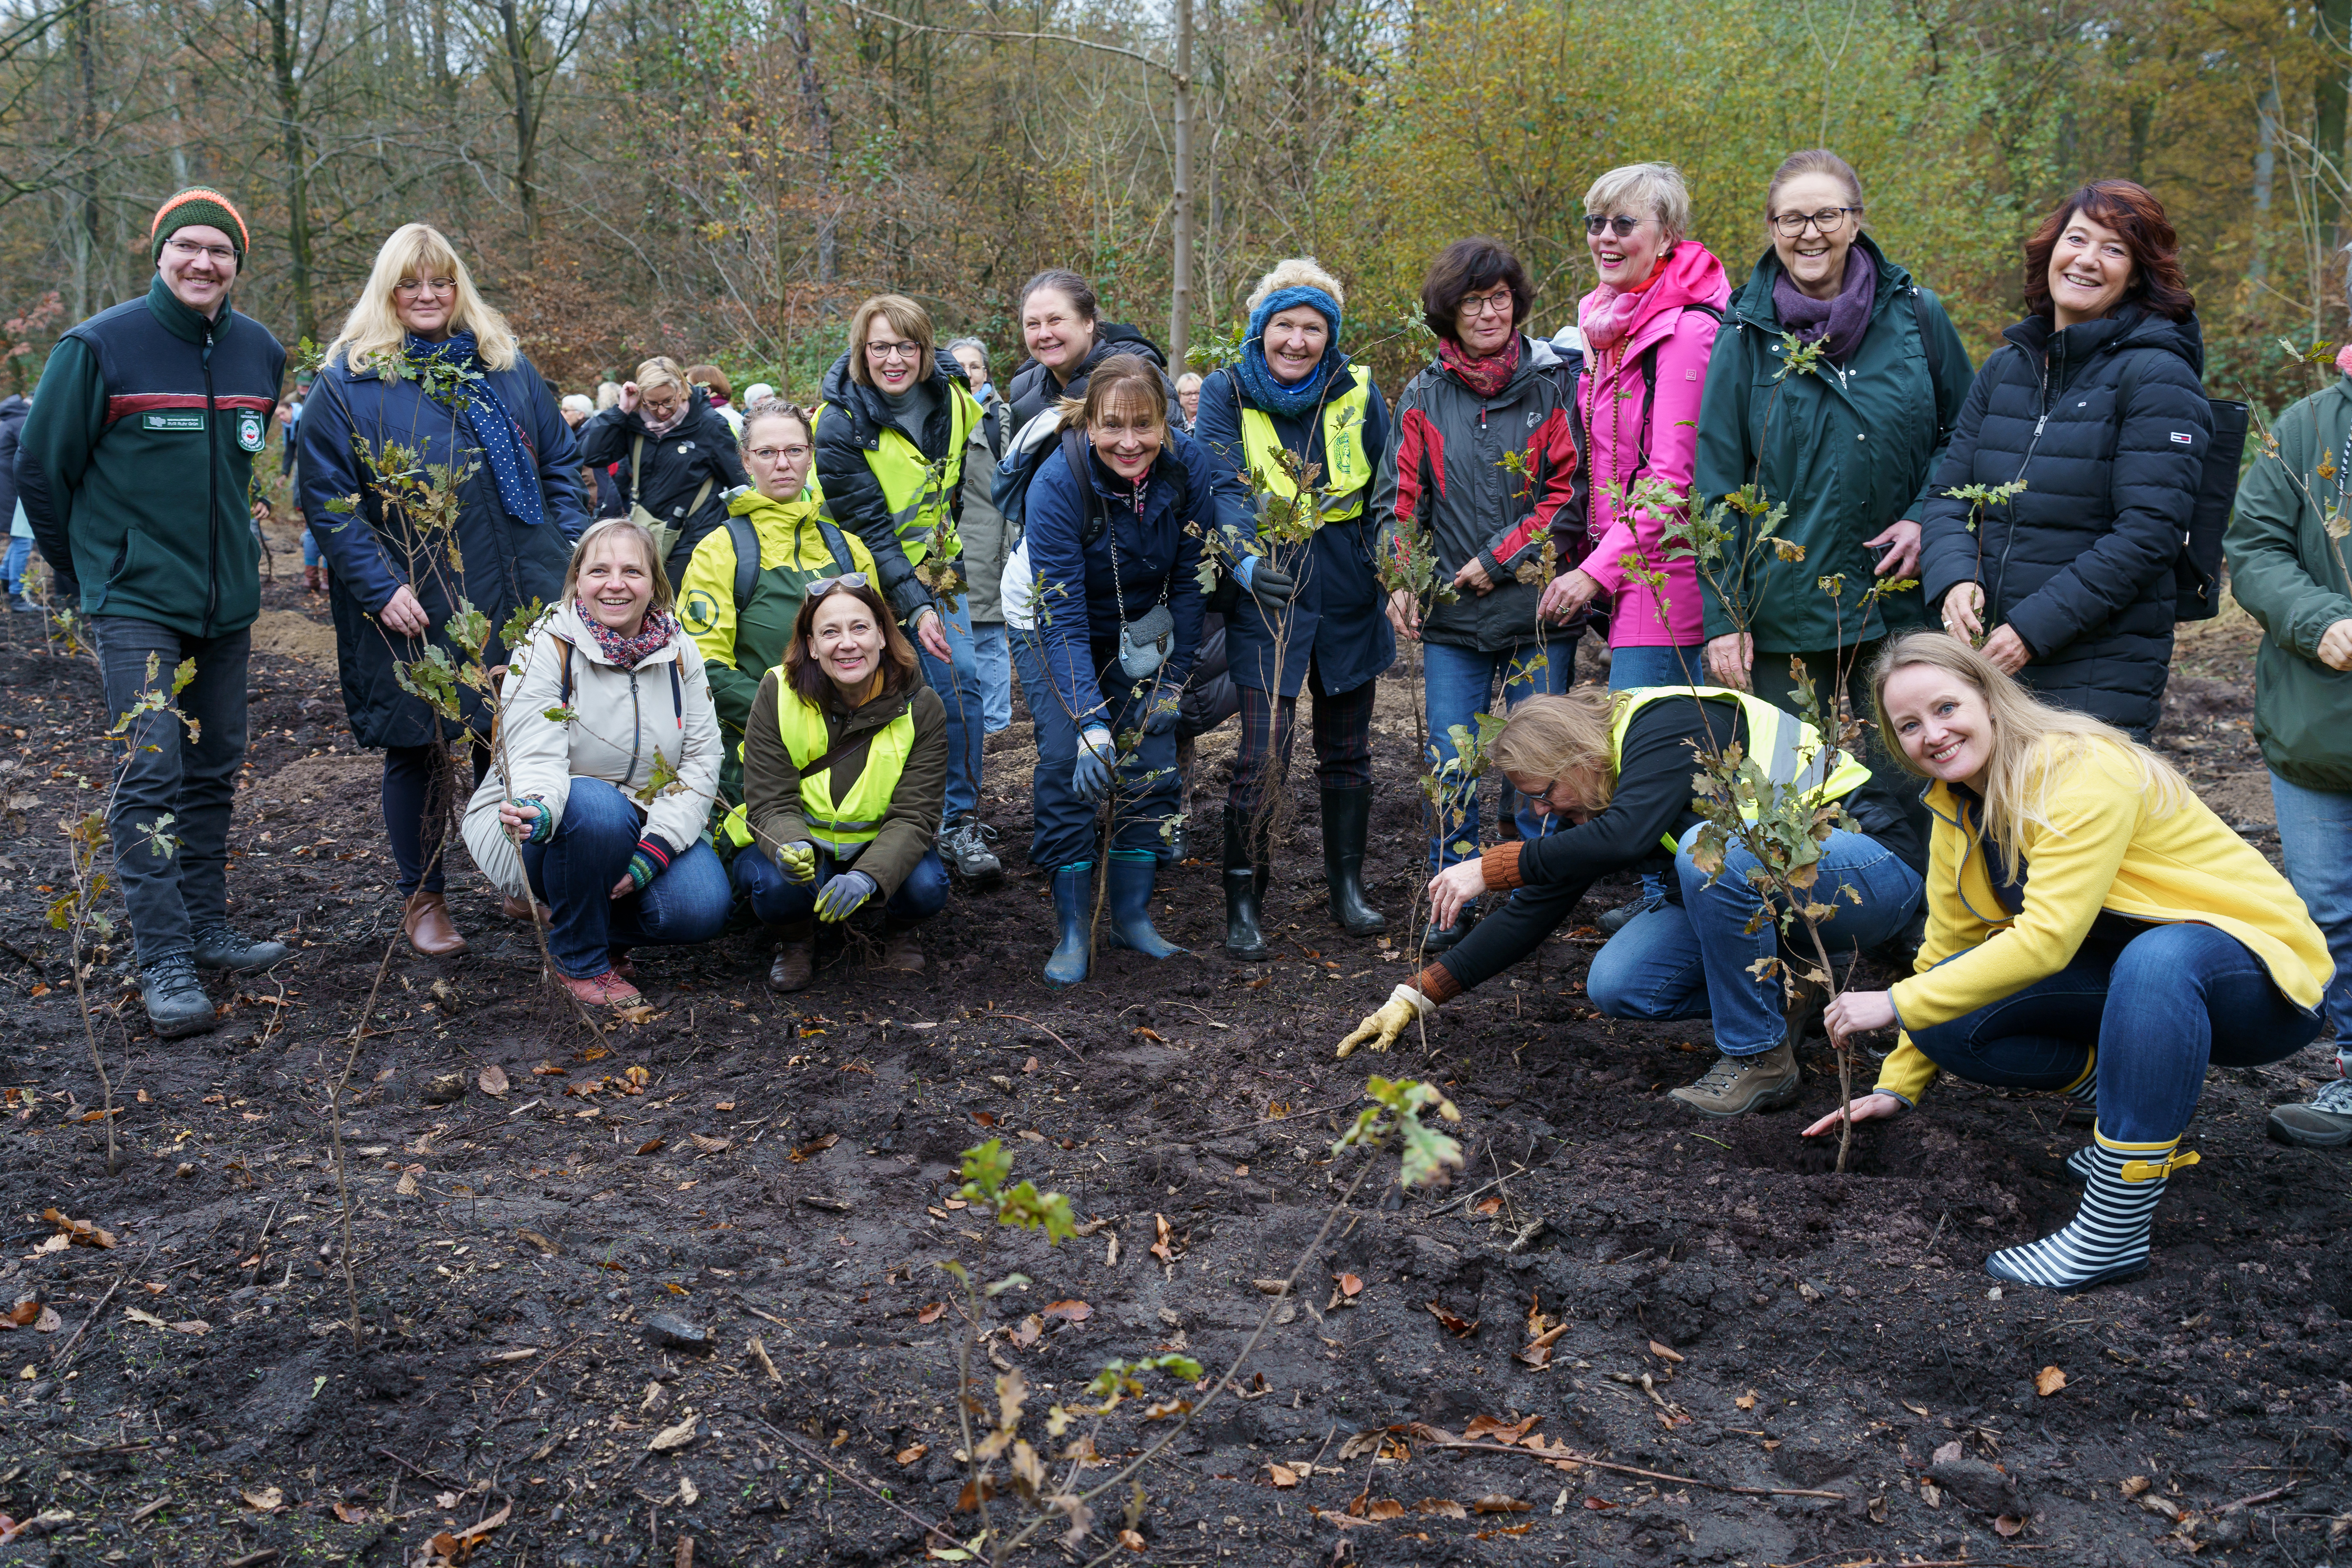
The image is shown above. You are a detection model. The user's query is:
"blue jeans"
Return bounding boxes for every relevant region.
[3,536,29,597]
[1422,636,1576,871]
[1904,922,2321,1144]
[1012,627,1180,869]
[517,778,731,978]
[1606,643,1707,690]
[1587,825,1924,1055]
[971,621,1013,734]
[299,529,323,569]
[731,842,950,926]
[2269,770,2352,1065]
[917,594,984,825]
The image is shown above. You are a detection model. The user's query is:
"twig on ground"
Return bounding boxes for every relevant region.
[1413,1432,1846,1499]
[994,1014,1080,1062]
[749,1417,961,1549]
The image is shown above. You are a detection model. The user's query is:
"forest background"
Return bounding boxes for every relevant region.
[2,0,2349,415]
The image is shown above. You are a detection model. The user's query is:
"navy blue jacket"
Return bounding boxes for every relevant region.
[299,348,589,749]
[1025,428,1216,728]
[1192,365,1396,697]
[1919,305,2210,736]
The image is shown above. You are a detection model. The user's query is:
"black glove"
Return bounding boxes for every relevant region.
[1241,556,1295,613]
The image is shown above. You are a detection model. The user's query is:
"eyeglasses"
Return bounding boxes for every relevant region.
[807,573,871,596]
[1457,287,1515,320]
[1525,776,1577,809]
[1583,214,1647,239]
[864,340,923,362]
[394,277,457,297]
[1772,207,1861,237]
[750,445,811,463]
[165,238,236,264]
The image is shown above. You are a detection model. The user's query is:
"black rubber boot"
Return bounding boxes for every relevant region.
[1105,853,1182,957]
[1044,863,1092,986]
[1421,899,1478,955]
[1223,806,1268,958]
[1321,785,1387,935]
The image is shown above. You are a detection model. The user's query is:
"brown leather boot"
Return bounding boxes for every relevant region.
[403,891,469,956]
[499,893,553,925]
[879,926,925,974]
[768,925,814,992]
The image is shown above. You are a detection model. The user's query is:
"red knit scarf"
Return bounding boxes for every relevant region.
[1438,333,1522,399]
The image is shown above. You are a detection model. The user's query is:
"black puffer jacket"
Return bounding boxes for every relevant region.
[811,348,975,624]
[1005,322,1182,429]
[1918,306,2212,736]
[577,388,749,584]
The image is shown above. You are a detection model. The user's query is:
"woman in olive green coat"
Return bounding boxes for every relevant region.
[1691,149,1974,871]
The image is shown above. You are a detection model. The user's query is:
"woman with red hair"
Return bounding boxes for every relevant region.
[1915,180,2212,741]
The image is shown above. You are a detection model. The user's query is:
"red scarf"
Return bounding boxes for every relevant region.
[1438,333,1522,399]
[575,600,681,670]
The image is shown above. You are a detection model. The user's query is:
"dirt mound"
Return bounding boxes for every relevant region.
[249,607,337,664]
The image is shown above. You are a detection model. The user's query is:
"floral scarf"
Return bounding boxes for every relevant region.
[574,600,681,670]
[1578,252,1672,355]
[1437,332,1522,399]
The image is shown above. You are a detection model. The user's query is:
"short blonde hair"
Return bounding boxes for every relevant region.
[848,294,935,389]
[325,223,519,376]
[1584,163,1693,246]
[561,517,675,619]
[1490,690,1617,810]
[634,357,690,398]
[1245,256,1346,313]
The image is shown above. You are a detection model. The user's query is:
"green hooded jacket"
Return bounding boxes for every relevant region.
[2225,376,2352,792]
[1693,233,1974,654]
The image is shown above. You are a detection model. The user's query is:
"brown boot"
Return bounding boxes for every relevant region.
[768,925,814,992]
[1668,1039,1802,1118]
[403,891,469,956]
[499,893,552,924]
[879,926,925,974]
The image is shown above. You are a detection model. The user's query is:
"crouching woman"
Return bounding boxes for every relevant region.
[461,518,729,1006]
[1811,633,2332,1291]
[1336,686,1924,1120]
[727,576,948,990]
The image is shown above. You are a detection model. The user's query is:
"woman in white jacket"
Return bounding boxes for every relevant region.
[462,518,727,1006]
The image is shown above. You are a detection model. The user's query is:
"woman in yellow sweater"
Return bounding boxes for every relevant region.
[1810,633,2331,1291]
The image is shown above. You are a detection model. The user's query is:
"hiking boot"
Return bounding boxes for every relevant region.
[2268,1077,2352,1148]
[559,969,640,1008]
[1322,785,1387,935]
[401,892,469,957]
[767,925,814,993]
[141,953,217,1039]
[1670,1040,1803,1118]
[191,923,291,972]
[879,926,926,974]
[940,819,1003,882]
[1597,891,1664,935]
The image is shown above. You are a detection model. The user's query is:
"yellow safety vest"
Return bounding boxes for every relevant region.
[1608,686,1872,853]
[780,692,915,854]
[816,385,981,565]
[1237,365,1373,523]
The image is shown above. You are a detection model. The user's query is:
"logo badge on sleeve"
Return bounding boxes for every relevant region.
[236,410,266,452]
[2169,432,2194,446]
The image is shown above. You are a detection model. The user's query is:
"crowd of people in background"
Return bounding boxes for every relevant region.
[10,154,2352,1294]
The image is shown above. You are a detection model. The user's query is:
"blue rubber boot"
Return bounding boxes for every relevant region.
[1106,852,1183,958]
[1044,862,1093,986]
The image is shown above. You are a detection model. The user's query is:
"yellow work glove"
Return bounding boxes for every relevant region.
[1336,983,1437,1058]
[776,840,818,884]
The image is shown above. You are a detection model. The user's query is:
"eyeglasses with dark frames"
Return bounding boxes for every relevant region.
[1583,214,1648,239]
[1772,207,1862,238]
[1457,287,1515,320]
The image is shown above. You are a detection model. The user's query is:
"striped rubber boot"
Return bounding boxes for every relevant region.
[1988,1129,2197,1292]
[2061,1057,2099,1180]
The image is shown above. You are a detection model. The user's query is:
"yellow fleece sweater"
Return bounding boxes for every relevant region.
[1874,734,2331,1106]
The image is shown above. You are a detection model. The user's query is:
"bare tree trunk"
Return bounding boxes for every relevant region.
[2318,0,2350,307]
[786,0,836,284]
[2253,81,2277,289]
[265,0,319,344]
[73,0,99,318]
[494,0,541,273]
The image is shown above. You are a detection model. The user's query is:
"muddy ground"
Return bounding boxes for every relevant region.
[0,553,2344,1568]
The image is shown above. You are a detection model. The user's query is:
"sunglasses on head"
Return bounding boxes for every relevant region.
[1583,214,1646,238]
[806,572,871,596]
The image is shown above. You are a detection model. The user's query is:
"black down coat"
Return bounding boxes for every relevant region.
[1917,305,2212,737]
[576,388,749,585]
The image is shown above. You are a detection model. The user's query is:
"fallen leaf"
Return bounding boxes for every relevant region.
[1932,1439,1964,1465]
[1336,1430,1384,1461]
[714,1100,735,1111]
[918,1302,947,1325]
[1473,1196,1502,1216]
[1252,1279,1292,1296]
[649,1414,699,1451]
[1118,1529,1145,1550]
[612,1004,657,1025]
[1471,1493,1532,1514]
[1011,1315,1043,1349]
[1416,1498,1468,1519]
[634,1138,665,1157]
[3,1301,36,1328]
[791,1133,840,1162]
[477,1065,509,1097]
[1337,1272,1363,1297]
[171,1319,209,1335]
[1584,1497,1617,1510]
[333,1501,370,1523]
[1476,1523,1536,1538]
[2033,1365,2066,1397]
[30,1307,58,1334]
[1734,1389,1758,1410]
[1901,1400,1929,1417]
[1464,1413,1541,1445]
[2121,1475,2152,1498]
[1648,1340,1684,1363]
[241,1487,284,1512]
[1994,1515,2026,1538]
[971,1111,998,1127]
[896,1443,929,1466]
[123,1307,169,1329]
[1424,1301,1478,1338]
[1920,1480,1944,1509]
[532,1061,566,1076]
[42,1209,114,1249]
[689,1133,730,1152]
[395,1172,418,1197]
[1314,1509,1378,1529]
[1514,1324,1569,1368]
[1149,1214,1176,1263]
[1365,1498,1405,1520]
[1267,1463,1298,1488]
[1042,1299,1091,1323]
[517,1231,559,1256]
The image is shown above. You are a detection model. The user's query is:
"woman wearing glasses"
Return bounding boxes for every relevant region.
[1690,150,1975,885]
[813,294,1001,884]
[678,400,876,814]
[730,576,950,990]
[300,222,591,958]
[576,355,750,586]
[1369,237,1587,953]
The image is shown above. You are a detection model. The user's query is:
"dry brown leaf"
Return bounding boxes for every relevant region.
[1901,1399,1930,1417]
[1042,1299,1092,1323]
[1734,1389,1758,1410]
[517,1230,559,1256]
[895,1443,928,1466]
[1416,1498,1468,1519]
[1266,1463,1298,1489]
[917,1302,947,1325]
[1514,1324,1569,1368]
[1336,1429,1384,1461]
[1473,1196,1502,1216]
[29,1307,58,1334]
[2033,1365,2067,1397]
[612,1004,657,1026]
[1471,1493,1533,1514]
[1252,1279,1292,1296]
[1315,1509,1378,1529]
[477,1065,509,1097]
[1424,1300,1478,1338]
[634,1138,665,1157]
[1464,1413,1541,1445]
[1149,1214,1176,1263]
[1118,1529,1145,1550]
[2,1301,35,1328]
[1337,1272,1364,1297]
[395,1172,419,1197]
[790,1132,840,1162]
[241,1487,284,1512]
[1365,1498,1405,1520]
[1648,1340,1684,1363]
[1994,1515,2026,1538]
[649,1414,699,1452]
[1011,1315,1043,1350]
[333,1501,370,1523]
[42,1209,114,1249]
[689,1133,730,1152]
[532,1061,567,1076]
[2121,1475,2152,1498]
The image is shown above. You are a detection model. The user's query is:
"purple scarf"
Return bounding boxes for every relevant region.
[575,600,681,670]
[1772,252,1877,364]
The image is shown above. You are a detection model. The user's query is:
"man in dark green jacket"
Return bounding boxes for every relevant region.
[14,188,289,1039]
[2226,370,2352,1148]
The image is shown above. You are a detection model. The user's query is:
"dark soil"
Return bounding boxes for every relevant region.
[0,574,2344,1568]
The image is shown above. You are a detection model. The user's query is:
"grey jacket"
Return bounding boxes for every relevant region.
[958,394,1015,622]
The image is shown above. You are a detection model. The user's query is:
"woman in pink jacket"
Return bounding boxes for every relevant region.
[1544,161,1731,927]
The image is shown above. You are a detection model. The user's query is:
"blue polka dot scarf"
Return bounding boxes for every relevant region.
[404,330,548,529]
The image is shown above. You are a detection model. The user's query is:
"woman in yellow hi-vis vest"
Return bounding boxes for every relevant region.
[1333,686,1925,1118]
[812,293,1001,883]
[729,576,950,991]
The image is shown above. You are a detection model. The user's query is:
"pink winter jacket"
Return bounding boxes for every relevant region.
[1569,243,1731,647]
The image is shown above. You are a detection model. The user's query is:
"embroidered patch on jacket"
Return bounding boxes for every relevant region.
[143,412,204,432]
[2170,432,2194,445]
[236,409,265,452]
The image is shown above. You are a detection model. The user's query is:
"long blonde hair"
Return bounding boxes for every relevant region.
[1489,690,1618,812]
[1868,631,2188,880]
[325,223,519,375]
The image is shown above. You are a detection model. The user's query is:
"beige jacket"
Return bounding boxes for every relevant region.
[462,601,722,897]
